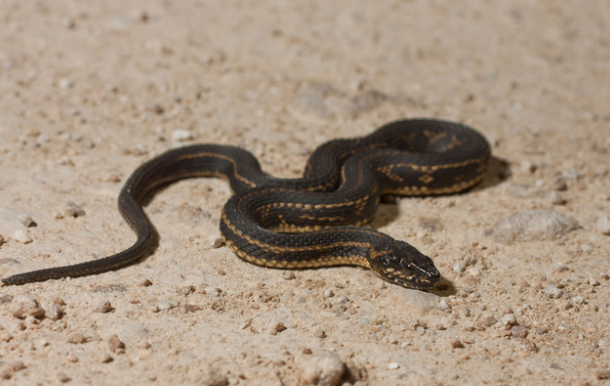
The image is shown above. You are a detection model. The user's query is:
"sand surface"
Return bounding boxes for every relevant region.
[1,1,610,385]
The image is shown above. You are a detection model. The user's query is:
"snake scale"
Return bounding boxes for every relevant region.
[2,119,490,290]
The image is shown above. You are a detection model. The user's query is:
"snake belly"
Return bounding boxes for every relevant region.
[1,119,490,289]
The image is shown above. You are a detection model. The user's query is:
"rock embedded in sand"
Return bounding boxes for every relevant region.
[597,215,610,235]
[297,351,346,386]
[19,214,37,227]
[544,285,563,299]
[13,229,33,244]
[10,295,45,319]
[487,209,579,243]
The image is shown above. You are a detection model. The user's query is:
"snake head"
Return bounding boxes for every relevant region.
[369,240,441,290]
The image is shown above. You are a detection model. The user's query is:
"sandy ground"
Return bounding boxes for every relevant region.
[1,1,610,385]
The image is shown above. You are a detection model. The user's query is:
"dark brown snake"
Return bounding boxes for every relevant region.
[1,119,490,290]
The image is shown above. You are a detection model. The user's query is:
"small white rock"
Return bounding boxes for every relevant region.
[171,129,193,142]
[58,78,74,89]
[323,289,335,299]
[14,229,33,244]
[553,262,569,272]
[336,295,349,304]
[580,244,593,253]
[453,261,465,274]
[298,351,345,386]
[501,313,517,326]
[157,300,176,311]
[545,285,563,299]
[549,191,565,205]
[597,215,610,235]
[521,161,537,174]
[388,362,400,370]
[439,299,451,311]
[562,168,580,180]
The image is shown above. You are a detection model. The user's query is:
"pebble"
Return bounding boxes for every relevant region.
[0,293,13,304]
[439,299,451,311]
[95,300,114,313]
[98,353,114,363]
[451,339,465,349]
[171,129,193,142]
[268,320,286,335]
[177,285,195,296]
[553,262,569,272]
[139,279,153,287]
[66,201,86,218]
[57,372,72,383]
[323,289,335,299]
[283,271,296,280]
[66,352,79,363]
[288,82,387,121]
[597,215,610,235]
[571,296,586,305]
[467,268,480,277]
[298,351,345,386]
[501,313,517,326]
[199,367,228,386]
[19,214,37,227]
[358,317,370,326]
[0,361,26,380]
[388,288,439,316]
[597,370,610,380]
[67,332,87,344]
[453,261,465,274]
[0,234,4,245]
[520,160,537,173]
[487,209,579,243]
[58,78,74,89]
[313,327,326,339]
[548,191,565,205]
[544,285,563,299]
[10,295,45,319]
[0,331,13,342]
[587,277,600,286]
[157,300,177,311]
[13,229,33,244]
[552,178,568,191]
[580,244,593,253]
[388,362,400,370]
[511,326,529,338]
[336,295,349,304]
[562,168,580,180]
[212,238,224,248]
[47,303,64,321]
[108,335,125,352]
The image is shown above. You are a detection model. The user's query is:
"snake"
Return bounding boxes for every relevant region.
[1,119,490,290]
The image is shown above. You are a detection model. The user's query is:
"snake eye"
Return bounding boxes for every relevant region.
[399,259,413,270]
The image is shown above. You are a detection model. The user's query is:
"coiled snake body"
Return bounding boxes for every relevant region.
[2,119,490,290]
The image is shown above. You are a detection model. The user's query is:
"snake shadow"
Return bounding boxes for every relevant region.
[370,156,510,295]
